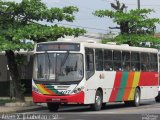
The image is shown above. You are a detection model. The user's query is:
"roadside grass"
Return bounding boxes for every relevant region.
[0,99,16,106]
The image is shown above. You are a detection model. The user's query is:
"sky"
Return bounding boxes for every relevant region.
[7,0,160,34]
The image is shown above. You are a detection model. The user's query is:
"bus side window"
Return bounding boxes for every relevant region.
[141,53,150,71]
[85,48,94,79]
[113,51,122,71]
[150,54,158,71]
[131,52,140,71]
[104,50,113,71]
[122,52,131,71]
[95,49,103,71]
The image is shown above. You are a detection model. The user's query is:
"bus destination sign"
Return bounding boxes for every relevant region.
[36,43,80,51]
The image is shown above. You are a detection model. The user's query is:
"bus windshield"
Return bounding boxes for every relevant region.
[34,53,83,82]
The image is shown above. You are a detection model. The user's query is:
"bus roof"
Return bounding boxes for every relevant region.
[82,42,158,53]
[36,41,158,53]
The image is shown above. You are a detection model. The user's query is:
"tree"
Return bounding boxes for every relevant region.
[93,0,160,46]
[0,0,86,101]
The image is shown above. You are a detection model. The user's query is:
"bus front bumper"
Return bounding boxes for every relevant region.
[32,91,84,104]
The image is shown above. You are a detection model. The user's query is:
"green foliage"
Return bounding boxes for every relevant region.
[0,0,86,51]
[94,8,159,27]
[94,4,160,46]
[102,34,160,47]
[94,8,160,30]
[0,99,16,105]
[15,54,27,65]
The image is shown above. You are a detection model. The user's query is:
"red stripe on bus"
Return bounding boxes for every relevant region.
[109,72,123,102]
[139,72,158,86]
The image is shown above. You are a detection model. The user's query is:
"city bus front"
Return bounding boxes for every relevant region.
[32,42,85,111]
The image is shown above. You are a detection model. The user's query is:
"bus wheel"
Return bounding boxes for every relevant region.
[132,88,140,107]
[102,103,106,109]
[91,90,102,111]
[47,103,59,112]
[155,92,160,102]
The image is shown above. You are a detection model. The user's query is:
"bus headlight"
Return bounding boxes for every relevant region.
[32,86,41,94]
[73,86,84,94]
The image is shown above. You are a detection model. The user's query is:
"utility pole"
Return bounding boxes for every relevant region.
[138,0,140,9]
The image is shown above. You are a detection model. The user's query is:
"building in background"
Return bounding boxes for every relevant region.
[0,51,33,97]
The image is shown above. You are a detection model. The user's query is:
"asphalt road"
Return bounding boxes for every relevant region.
[16,100,160,120]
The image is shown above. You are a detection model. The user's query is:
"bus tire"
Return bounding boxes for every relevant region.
[91,90,102,111]
[47,103,59,112]
[132,88,140,107]
[155,93,160,102]
[102,103,106,109]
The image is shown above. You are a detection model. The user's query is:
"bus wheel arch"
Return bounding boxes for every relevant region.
[133,86,141,107]
[91,88,103,111]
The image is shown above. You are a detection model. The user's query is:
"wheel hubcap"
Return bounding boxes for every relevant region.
[135,92,139,103]
[96,96,101,106]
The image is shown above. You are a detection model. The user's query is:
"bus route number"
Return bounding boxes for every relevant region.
[60,90,71,94]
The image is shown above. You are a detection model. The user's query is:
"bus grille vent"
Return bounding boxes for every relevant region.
[57,86,70,90]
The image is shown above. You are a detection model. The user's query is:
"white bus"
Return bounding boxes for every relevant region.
[32,40,159,111]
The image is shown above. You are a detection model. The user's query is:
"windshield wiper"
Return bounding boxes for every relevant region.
[61,51,69,67]
[57,51,70,76]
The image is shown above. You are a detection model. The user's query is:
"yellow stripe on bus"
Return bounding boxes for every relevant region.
[128,72,141,100]
[36,84,50,94]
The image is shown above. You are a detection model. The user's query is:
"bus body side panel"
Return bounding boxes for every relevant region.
[108,71,159,102]
[139,72,159,99]
[84,71,116,104]
[102,71,117,102]
[84,71,159,104]
[84,72,101,104]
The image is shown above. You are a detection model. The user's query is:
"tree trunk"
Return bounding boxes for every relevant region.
[5,50,25,102]
[120,21,129,34]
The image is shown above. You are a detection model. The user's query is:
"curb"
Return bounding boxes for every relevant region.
[0,106,47,114]
[0,97,48,113]
[5,101,35,107]
[14,106,47,113]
